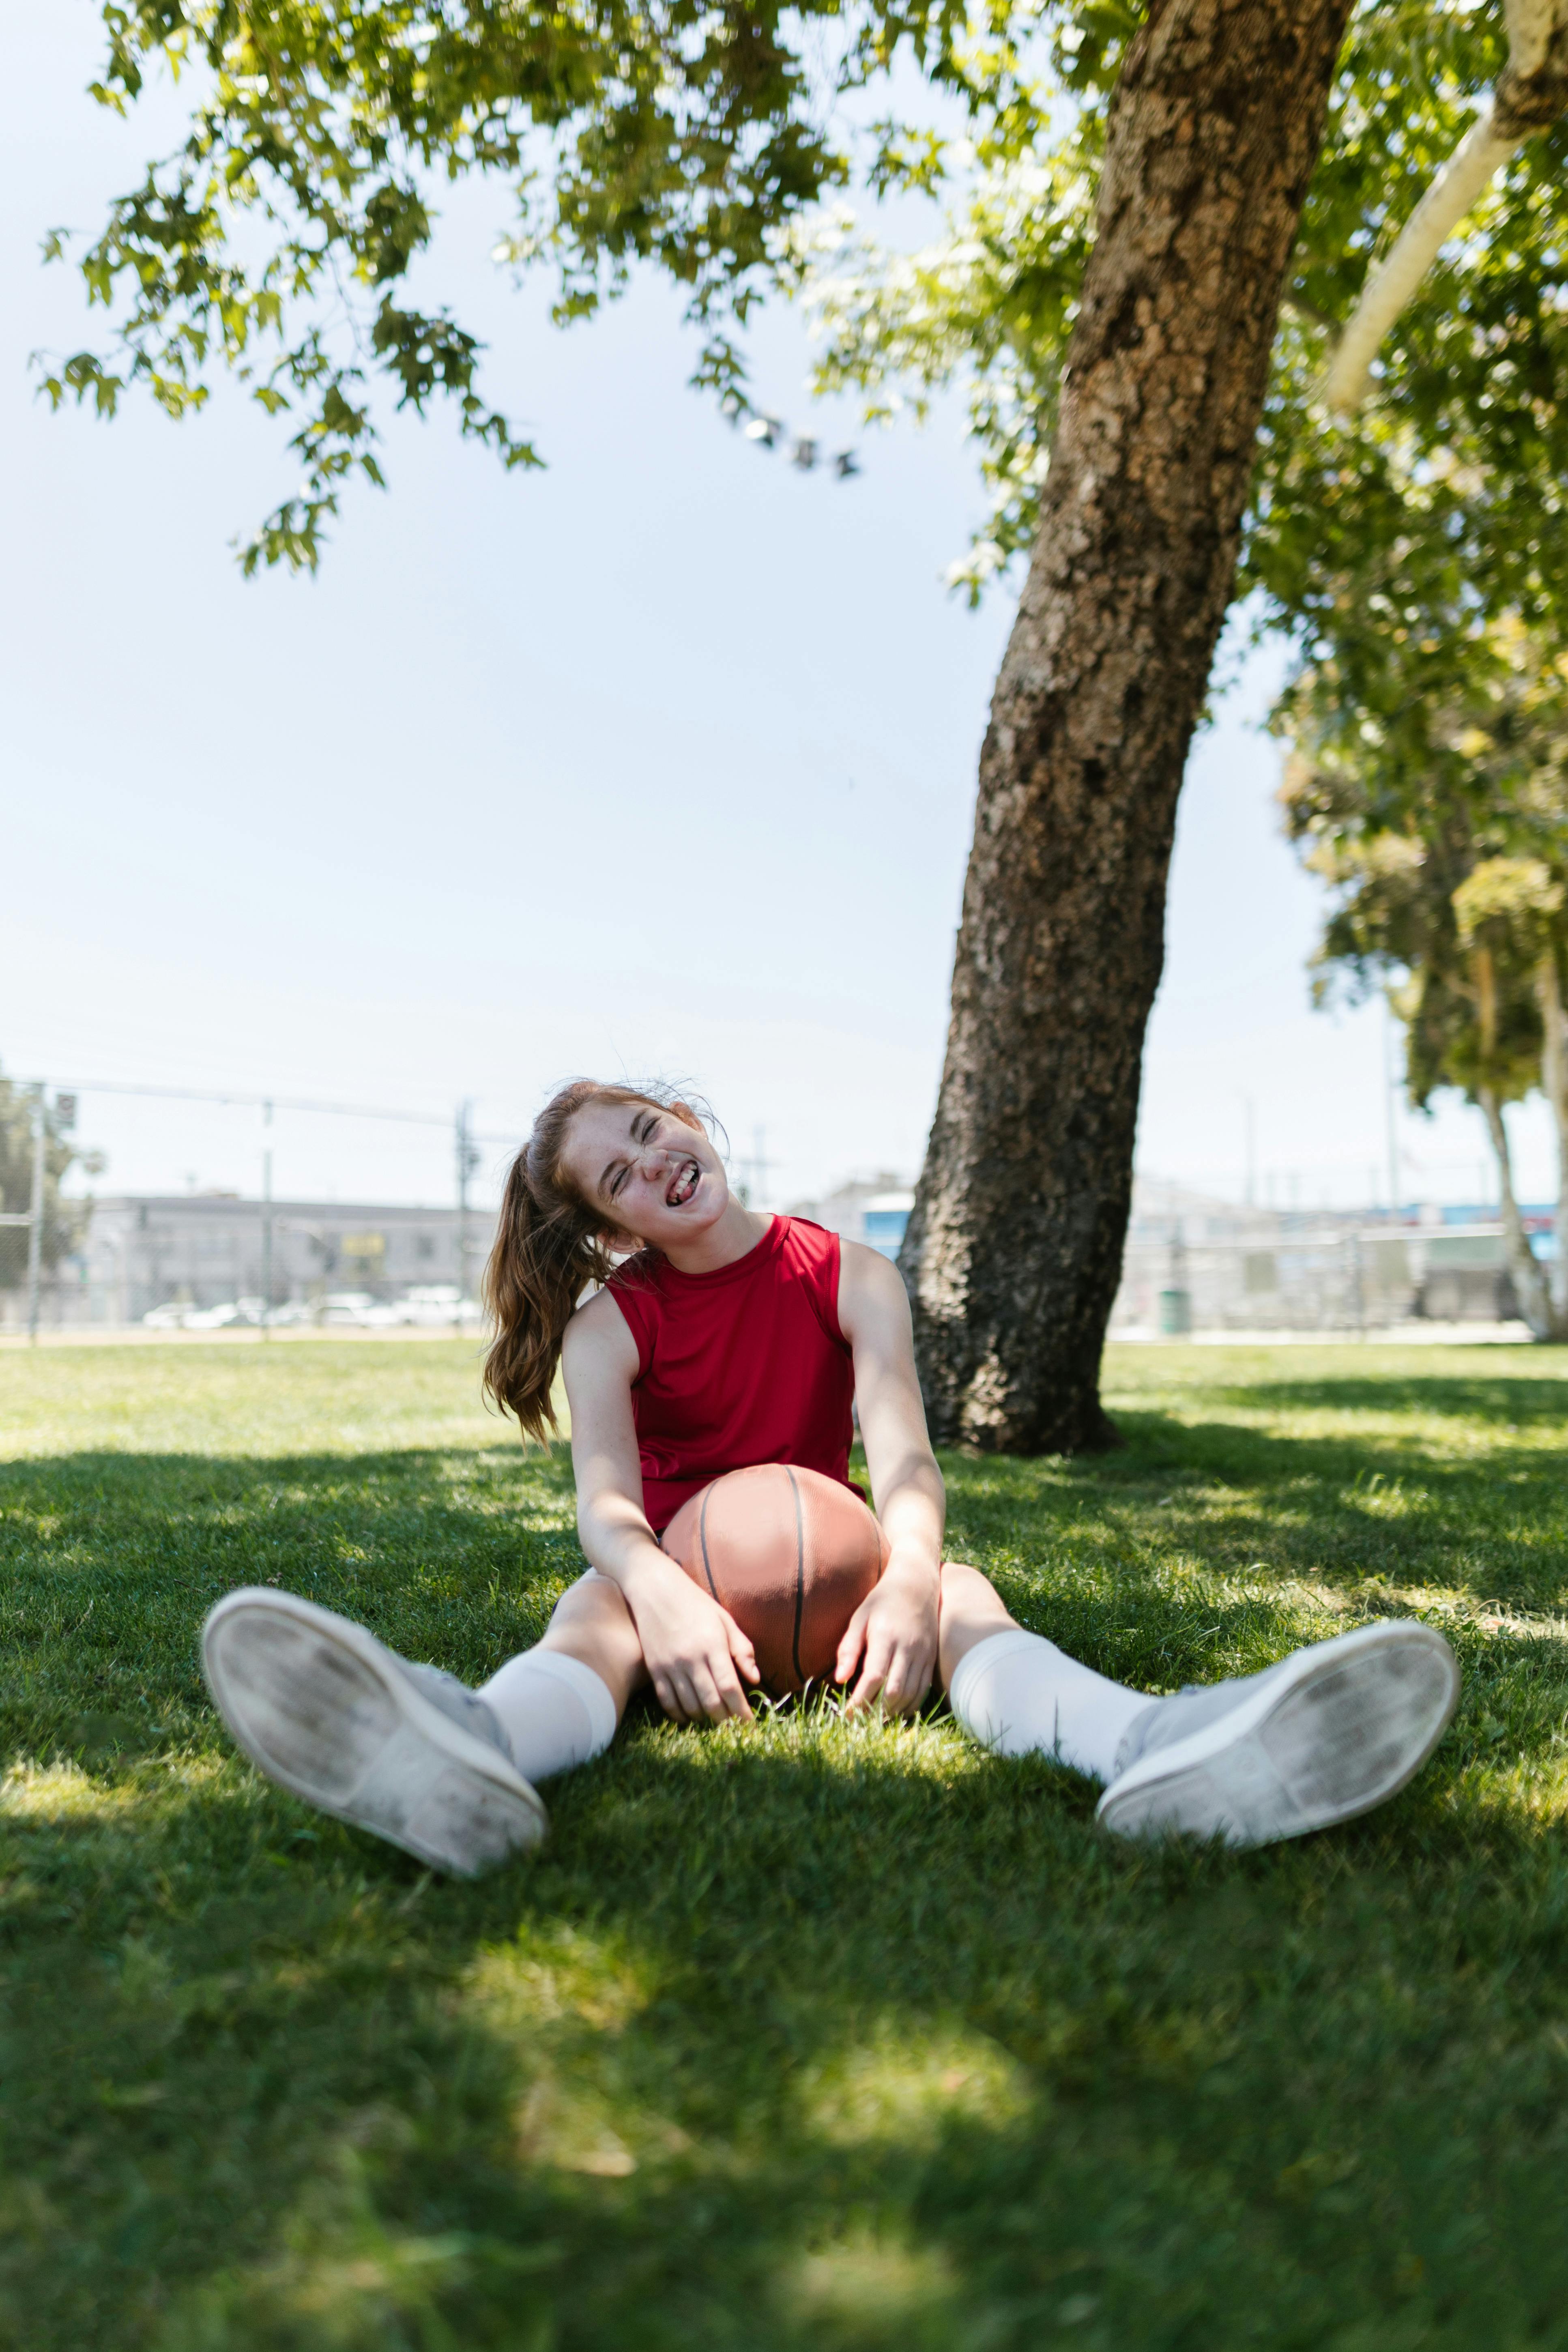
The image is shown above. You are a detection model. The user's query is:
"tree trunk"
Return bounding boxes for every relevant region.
[1478,1085,1553,1338]
[902,0,1356,1451]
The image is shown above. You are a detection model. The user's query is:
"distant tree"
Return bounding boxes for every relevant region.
[1276,618,1568,1335]
[0,1074,104,1284]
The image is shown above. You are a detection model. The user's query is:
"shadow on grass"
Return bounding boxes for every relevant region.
[5,1415,1568,2350]
[1196,1364,1568,1425]
[0,1446,582,1757]
[943,1404,1568,1620]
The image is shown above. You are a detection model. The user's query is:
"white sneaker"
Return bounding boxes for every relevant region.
[202,1587,548,1876]
[1095,1619,1460,1849]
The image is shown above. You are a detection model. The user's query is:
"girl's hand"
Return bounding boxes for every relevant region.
[835,1551,940,1716]
[621,1553,759,1723]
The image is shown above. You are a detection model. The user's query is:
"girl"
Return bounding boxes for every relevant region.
[202,1080,1460,1876]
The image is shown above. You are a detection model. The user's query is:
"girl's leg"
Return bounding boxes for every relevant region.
[200,1572,651,1880]
[477,1571,644,1786]
[938,1560,1147,1783]
[536,1568,649,1711]
[937,1558,1018,1685]
[935,1559,1460,1849]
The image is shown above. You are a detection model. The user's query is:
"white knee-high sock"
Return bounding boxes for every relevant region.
[479,1649,619,1785]
[948,1629,1149,1785]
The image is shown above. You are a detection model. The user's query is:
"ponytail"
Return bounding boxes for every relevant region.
[482,1078,695,1441]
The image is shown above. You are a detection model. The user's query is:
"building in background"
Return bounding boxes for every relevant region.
[10,1194,500,1329]
[790,1175,915,1260]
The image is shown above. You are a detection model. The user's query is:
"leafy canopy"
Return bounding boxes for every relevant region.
[803,0,1568,621]
[47,0,1568,1036]
[43,0,979,570]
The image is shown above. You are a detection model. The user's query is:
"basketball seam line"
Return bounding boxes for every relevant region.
[786,1466,805,1691]
[697,1484,720,1602]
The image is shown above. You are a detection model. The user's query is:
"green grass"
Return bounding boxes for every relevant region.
[4,1338,1568,2351]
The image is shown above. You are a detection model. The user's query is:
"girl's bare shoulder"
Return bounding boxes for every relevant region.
[837,1237,910,1319]
[563,1285,639,1372]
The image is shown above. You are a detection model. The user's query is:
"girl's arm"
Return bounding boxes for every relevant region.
[562,1294,759,1722]
[834,1242,947,1714]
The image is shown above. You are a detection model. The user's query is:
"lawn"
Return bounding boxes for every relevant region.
[3,1337,1568,2351]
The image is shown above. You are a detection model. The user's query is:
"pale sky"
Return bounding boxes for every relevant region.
[5,4,1554,1214]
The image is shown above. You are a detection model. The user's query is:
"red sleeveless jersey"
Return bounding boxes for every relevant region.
[604,1215,855,1532]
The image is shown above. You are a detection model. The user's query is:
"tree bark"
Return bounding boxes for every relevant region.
[902,0,1356,1452]
[1478,1085,1553,1337]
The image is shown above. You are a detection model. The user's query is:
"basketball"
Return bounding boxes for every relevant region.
[659,1464,889,1697]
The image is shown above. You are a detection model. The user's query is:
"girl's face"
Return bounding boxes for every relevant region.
[559,1097,731,1250]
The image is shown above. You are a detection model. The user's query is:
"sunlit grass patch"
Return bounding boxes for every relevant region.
[0,1748,236,1830]
[464,1921,651,2036]
[799,2015,1031,2150]
[783,2227,959,2347]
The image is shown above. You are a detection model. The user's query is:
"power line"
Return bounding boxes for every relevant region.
[12,1073,522,1144]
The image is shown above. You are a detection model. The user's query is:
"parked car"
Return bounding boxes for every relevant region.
[142,1300,195,1329]
[318,1292,380,1326]
[143,1297,268,1330]
[183,1297,267,1330]
[395,1284,485,1327]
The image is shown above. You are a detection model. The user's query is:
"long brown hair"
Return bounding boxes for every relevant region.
[482,1078,704,1442]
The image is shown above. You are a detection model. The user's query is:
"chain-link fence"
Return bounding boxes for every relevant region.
[0,1074,1542,1341]
[1109,1224,1527,1337]
[0,1200,505,1334]
[10,1210,1531,1340]
[0,1220,31,1309]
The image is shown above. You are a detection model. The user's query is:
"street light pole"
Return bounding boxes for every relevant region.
[26,1087,46,1345]
[1242,1094,1256,1209]
[261,1098,274,1339]
[455,1098,477,1329]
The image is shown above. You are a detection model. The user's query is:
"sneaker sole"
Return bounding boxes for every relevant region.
[202,1587,548,1876]
[1095,1620,1460,1850]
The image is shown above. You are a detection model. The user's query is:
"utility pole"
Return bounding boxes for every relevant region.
[260,1098,274,1338]
[1242,1095,1256,1209]
[747,1125,779,1209]
[455,1099,479,1327]
[26,1086,46,1345]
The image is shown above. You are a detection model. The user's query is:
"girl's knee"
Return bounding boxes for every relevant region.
[938,1559,1017,1686]
[540,1569,646,1709]
[549,1567,631,1628]
[939,1559,1008,1611]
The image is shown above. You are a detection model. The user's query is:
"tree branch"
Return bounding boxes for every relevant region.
[1325,0,1568,415]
